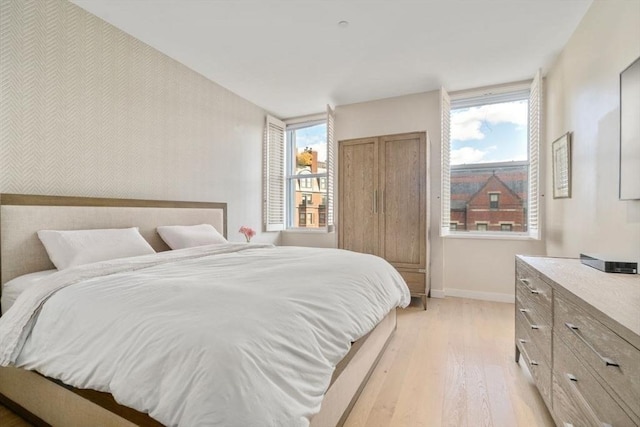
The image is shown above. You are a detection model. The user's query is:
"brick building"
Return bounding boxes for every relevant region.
[294,150,327,228]
[450,161,528,232]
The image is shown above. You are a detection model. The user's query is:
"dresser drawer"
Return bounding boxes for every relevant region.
[555,292,640,419]
[553,337,635,427]
[515,261,552,317]
[516,296,552,364]
[398,271,425,295]
[516,317,552,405]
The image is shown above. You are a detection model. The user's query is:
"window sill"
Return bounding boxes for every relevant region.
[283,227,333,234]
[441,231,540,241]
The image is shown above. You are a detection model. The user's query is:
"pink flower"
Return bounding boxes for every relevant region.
[239,226,256,242]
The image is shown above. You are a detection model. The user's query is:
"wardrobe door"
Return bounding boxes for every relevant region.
[378,132,426,270]
[338,138,379,255]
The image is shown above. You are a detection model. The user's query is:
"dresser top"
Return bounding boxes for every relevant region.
[517,256,640,347]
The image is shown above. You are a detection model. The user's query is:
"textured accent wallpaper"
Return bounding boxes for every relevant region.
[0,0,266,206]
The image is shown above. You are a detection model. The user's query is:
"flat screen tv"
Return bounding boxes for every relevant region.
[620,56,640,200]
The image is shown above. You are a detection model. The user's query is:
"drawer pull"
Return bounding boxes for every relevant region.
[519,278,540,294]
[565,373,613,427]
[519,309,539,329]
[564,323,620,367]
[517,339,538,366]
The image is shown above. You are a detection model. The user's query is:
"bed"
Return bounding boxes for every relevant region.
[0,193,408,427]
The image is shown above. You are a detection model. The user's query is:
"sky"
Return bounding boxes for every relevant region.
[291,102,528,166]
[294,123,327,162]
[451,100,528,165]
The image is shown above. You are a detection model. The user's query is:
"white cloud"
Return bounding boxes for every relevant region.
[451,147,488,165]
[451,101,527,142]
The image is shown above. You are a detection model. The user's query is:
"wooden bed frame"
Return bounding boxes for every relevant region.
[0,193,396,427]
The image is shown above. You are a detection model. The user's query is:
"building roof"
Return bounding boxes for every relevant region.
[451,162,528,204]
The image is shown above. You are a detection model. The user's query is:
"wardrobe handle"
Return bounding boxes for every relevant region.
[565,323,619,367]
[381,190,385,214]
[373,190,378,214]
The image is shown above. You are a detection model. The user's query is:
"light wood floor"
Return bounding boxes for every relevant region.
[344,297,554,427]
[0,297,554,427]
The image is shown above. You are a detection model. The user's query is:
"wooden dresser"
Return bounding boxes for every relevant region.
[515,256,640,427]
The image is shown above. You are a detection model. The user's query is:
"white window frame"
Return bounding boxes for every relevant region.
[263,105,335,232]
[286,119,328,230]
[440,71,542,240]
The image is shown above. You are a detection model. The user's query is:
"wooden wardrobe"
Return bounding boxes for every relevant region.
[338,132,429,309]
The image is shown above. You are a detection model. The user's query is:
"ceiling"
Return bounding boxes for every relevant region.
[71,0,592,118]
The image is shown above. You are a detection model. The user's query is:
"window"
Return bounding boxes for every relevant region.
[263,106,335,231]
[287,122,326,229]
[501,223,513,231]
[450,223,457,231]
[489,193,499,209]
[299,171,314,190]
[440,71,541,238]
[319,177,327,191]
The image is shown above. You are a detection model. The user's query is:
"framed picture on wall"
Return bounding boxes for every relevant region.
[552,132,572,199]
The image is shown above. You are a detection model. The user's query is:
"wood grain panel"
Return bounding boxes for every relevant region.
[338,132,427,304]
[338,139,378,255]
[515,260,552,318]
[553,336,635,427]
[519,256,640,347]
[515,315,552,407]
[554,292,640,419]
[515,295,552,364]
[398,271,425,295]
[378,133,425,269]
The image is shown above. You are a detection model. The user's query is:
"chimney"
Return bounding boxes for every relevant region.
[311,151,318,173]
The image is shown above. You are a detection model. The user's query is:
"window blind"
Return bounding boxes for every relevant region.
[326,105,335,231]
[263,115,286,231]
[528,69,542,239]
[440,87,451,234]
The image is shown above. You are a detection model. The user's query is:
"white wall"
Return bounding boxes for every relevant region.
[545,0,640,260]
[0,0,279,245]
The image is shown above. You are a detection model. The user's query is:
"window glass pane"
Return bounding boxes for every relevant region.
[288,122,327,228]
[450,99,529,233]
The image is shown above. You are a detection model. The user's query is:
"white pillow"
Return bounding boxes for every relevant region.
[157,224,227,250]
[37,227,156,270]
[1,270,57,314]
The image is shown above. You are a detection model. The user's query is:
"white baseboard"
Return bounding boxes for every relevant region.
[429,289,445,299]
[435,288,514,303]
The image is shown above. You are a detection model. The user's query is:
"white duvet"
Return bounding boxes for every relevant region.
[0,244,410,426]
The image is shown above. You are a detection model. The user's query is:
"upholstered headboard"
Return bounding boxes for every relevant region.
[0,194,227,286]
